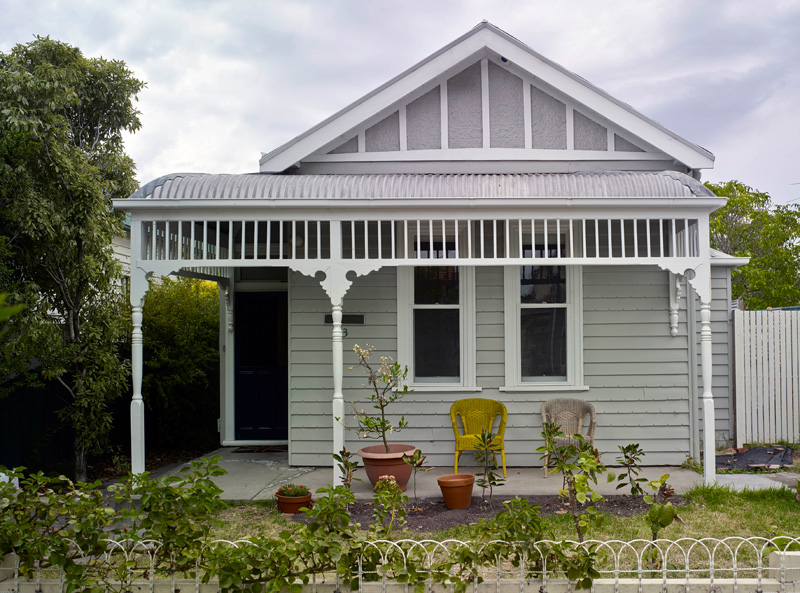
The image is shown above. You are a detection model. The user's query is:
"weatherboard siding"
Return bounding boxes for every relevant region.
[582,266,691,466]
[287,265,728,468]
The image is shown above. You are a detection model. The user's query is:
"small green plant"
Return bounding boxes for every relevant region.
[643,474,679,540]
[537,422,612,542]
[615,443,647,497]
[350,344,411,452]
[680,454,703,474]
[333,447,361,489]
[474,429,506,505]
[275,483,310,497]
[370,475,408,535]
[402,448,432,503]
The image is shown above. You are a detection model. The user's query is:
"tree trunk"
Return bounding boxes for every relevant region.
[74,438,87,482]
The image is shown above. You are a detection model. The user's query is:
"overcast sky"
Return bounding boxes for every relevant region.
[2,0,799,204]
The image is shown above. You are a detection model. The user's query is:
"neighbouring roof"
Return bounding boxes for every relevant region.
[258,21,714,175]
[128,171,715,202]
[710,248,750,267]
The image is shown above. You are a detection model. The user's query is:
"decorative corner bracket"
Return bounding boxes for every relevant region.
[657,261,711,304]
[291,262,382,306]
[669,272,684,337]
[223,284,234,333]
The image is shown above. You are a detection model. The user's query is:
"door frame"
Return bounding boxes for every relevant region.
[220,279,290,446]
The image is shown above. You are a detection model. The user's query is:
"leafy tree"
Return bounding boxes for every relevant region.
[0,37,144,480]
[706,180,800,310]
[141,277,220,450]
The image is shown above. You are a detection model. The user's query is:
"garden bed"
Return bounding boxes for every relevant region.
[291,494,688,532]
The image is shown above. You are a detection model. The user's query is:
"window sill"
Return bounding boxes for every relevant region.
[499,384,590,393]
[408,385,483,393]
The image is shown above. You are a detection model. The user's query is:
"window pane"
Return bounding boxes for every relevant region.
[415,266,459,304]
[520,265,566,304]
[417,241,456,259]
[521,308,566,379]
[414,309,460,379]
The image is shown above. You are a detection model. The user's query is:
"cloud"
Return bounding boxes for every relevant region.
[2,0,799,202]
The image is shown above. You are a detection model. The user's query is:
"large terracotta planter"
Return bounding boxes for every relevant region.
[357,444,417,491]
[437,474,475,509]
[275,493,312,514]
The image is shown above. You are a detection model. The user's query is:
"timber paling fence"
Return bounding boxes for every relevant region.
[1,537,800,593]
[734,309,800,447]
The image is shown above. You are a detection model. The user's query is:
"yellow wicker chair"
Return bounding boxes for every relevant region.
[450,398,507,477]
[540,398,596,477]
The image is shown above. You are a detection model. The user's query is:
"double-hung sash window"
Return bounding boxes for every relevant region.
[398,241,476,388]
[503,245,584,390]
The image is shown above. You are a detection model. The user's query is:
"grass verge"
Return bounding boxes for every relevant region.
[212,485,800,543]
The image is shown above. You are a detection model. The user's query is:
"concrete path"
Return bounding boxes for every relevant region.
[148,447,800,502]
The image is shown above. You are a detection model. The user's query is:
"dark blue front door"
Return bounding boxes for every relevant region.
[234,292,288,440]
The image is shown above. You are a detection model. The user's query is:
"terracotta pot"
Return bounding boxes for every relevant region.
[275,493,312,514]
[357,444,417,491]
[437,474,475,509]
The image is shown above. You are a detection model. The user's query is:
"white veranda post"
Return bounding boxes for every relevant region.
[331,301,345,485]
[700,300,716,485]
[129,267,149,475]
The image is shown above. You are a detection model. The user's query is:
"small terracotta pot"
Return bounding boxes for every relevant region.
[357,444,417,491]
[275,493,312,514]
[437,474,475,509]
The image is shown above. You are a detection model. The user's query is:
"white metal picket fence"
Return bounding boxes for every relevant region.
[734,310,800,447]
[2,537,800,593]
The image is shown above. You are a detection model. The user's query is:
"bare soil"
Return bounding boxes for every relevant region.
[294,494,686,532]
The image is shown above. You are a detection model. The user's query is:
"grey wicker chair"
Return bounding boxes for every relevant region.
[540,398,596,477]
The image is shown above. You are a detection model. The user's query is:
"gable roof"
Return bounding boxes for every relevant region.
[259,21,714,175]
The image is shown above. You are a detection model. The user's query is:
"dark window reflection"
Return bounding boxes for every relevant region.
[414,309,460,378]
[520,308,567,378]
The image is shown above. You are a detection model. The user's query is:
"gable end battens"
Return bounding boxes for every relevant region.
[261,24,713,174]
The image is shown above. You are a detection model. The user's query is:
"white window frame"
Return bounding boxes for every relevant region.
[501,264,587,392]
[397,265,477,391]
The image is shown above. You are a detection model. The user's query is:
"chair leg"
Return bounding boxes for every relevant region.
[454,450,461,474]
[543,453,550,478]
[501,449,507,477]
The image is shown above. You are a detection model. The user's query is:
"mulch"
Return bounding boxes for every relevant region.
[293,494,685,532]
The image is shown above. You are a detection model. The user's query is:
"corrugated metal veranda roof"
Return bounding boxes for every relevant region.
[129,171,714,202]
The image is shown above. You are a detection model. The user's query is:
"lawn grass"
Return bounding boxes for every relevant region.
[211,485,800,543]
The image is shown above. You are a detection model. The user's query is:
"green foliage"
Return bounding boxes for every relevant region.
[680,454,703,474]
[537,422,612,542]
[275,483,310,497]
[1,459,615,593]
[0,458,226,591]
[0,291,23,323]
[474,429,505,505]
[110,456,227,574]
[350,344,411,452]
[402,448,432,503]
[615,443,647,497]
[141,277,220,449]
[0,467,114,582]
[333,447,361,489]
[202,484,360,593]
[0,36,145,480]
[706,180,800,309]
[370,475,408,535]
[642,475,678,540]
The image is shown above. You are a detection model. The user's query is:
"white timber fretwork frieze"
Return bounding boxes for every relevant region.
[133,216,706,268]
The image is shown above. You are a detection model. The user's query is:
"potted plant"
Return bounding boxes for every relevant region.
[437,473,475,509]
[351,344,416,491]
[274,484,312,514]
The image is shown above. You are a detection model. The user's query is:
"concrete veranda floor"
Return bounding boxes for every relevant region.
[148,447,800,502]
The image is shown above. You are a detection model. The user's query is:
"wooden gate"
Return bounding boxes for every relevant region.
[734,309,800,447]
